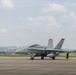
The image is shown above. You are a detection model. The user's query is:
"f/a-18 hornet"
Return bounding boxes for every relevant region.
[15,38,65,60]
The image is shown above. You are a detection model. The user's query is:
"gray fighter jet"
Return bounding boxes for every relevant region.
[15,38,65,60]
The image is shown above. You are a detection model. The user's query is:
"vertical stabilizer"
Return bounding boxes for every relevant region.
[47,39,53,48]
[55,38,65,49]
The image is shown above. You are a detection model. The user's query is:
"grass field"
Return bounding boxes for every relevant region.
[0,54,28,57]
[58,53,76,57]
[0,53,76,57]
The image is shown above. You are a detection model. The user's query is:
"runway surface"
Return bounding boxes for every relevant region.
[0,57,76,75]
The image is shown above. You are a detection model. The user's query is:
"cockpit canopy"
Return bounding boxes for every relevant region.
[28,44,40,47]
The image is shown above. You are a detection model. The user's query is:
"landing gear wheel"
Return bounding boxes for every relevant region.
[41,56,44,60]
[52,57,55,60]
[30,57,34,60]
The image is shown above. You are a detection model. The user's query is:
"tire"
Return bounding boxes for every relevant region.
[41,56,44,60]
[30,57,34,60]
[52,57,55,60]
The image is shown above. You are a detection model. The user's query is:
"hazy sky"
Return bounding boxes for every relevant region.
[0,0,76,49]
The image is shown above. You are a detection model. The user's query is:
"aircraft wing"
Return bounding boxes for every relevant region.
[28,48,64,52]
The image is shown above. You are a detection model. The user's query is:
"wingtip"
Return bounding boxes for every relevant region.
[49,39,53,40]
[62,38,65,40]
[49,39,53,41]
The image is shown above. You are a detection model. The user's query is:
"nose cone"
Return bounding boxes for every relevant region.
[15,50,22,54]
[15,49,28,54]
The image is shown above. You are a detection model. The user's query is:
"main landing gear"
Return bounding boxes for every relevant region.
[52,57,55,60]
[41,56,44,60]
[30,55,34,60]
[31,57,34,60]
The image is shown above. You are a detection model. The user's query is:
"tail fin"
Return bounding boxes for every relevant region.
[47,39,53,48]
[55,38,65,49]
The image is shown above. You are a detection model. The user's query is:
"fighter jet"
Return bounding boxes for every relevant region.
[15,38,65,60]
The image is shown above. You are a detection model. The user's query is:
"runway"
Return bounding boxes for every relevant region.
[0,57,76,75]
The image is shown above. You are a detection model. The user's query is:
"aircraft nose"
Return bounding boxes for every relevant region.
[15,50,22,54]
[15,48,28,54]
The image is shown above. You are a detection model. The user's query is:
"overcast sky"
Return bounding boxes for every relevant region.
[0,0,76,49]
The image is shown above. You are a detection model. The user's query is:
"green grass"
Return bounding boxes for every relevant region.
[0,54,29,57]
[58,53,76,57]
[0,53,76,57]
